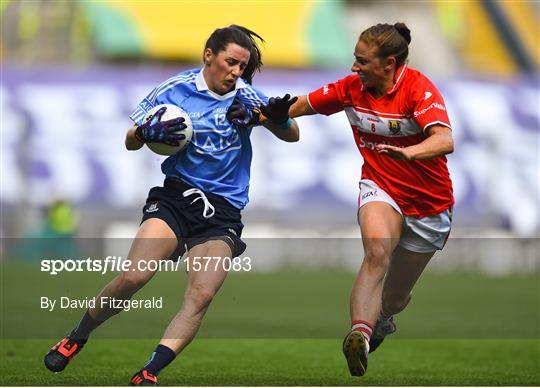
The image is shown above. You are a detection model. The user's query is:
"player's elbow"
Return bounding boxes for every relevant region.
[445,136,454,155]
[434,131,454,155]
[125,139,140,151]
[125,127,144,150]
[287,131,300,142]
[276,128,299,142]
[286,123,300,142]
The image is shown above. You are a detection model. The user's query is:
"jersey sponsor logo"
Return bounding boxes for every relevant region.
[141,99,153,112]
[200,133,239,150]
[193,128,241,154]
[414,102,446,118]
[323,85,330,95]
[388,120,402,135]
[356,134,395,150]
[424,91,432,100]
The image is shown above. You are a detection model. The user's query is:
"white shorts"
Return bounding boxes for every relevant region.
[358,179,452,253]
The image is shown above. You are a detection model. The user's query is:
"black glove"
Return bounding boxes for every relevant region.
[260,94,298,125]
[226,96,260,128]
[135,107,187,146]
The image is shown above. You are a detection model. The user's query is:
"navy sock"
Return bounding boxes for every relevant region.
[70,310,103,342]
[144,344,176,375]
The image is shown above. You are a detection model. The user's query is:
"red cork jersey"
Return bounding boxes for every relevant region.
[308,65,454,217]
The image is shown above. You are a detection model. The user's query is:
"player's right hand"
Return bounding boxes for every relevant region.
[227,96,260,128]
[135,107,187,146]
[260,94,298,125]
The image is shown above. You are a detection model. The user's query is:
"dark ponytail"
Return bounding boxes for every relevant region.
[204,25,265,84]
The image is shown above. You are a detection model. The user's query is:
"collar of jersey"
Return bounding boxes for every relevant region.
[387,64,408,95]
[360,64,408,95]
[195,69,248,101]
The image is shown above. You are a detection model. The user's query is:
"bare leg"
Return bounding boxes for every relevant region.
[44,218,179,374]
[350,202,403,325]
[342,202,402,376]
[381,245,435,316]
[89,218,178,321]
[159,239,231,354]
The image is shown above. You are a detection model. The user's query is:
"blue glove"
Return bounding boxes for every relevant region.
[226,96,260,128]
[135,107,187,146]
[260,94,298,125]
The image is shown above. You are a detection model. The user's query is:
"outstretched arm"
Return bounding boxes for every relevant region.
[259,95,317,141]
[376,125,454,161]
[288,95,317,118]
[258,94,300,142]
[260,116,300,142]
[227,94,300,142]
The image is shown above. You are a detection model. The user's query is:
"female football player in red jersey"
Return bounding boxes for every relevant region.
[251,22,454,376]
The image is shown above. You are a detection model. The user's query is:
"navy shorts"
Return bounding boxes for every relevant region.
[141,178,246,259]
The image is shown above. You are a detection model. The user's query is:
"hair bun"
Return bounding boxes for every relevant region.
[394,22,411,45]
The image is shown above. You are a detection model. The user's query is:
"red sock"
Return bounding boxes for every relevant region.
[351,320,373,343]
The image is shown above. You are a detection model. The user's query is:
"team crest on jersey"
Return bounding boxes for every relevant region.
[388,120,402,135]
[146,202,159,213]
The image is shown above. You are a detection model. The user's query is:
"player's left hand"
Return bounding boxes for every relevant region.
[376,144,413,161]
[227,96,260,128]
[260,94,298,125]
[135,107,187,146]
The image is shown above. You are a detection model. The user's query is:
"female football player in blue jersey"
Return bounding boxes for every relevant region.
[44,25,298,386]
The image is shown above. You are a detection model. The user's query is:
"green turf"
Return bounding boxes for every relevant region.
[1,264,539,385]
[1,265,539,339]
[1,339,539,385]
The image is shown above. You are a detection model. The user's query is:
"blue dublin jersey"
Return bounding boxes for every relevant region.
[130,69,268,209]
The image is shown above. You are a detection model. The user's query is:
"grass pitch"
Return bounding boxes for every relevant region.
[1,264,539,385]
[1,339,539,386]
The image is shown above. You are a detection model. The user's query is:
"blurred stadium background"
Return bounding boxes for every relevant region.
[1,0,539,273]
[1,2,539,386]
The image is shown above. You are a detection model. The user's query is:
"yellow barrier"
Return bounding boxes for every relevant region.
[84,1,352,68]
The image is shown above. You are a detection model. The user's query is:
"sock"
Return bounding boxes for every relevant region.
[351,320,373,352]
[379,307,393,321]
[144,344,177,375]
[70,310,103,343]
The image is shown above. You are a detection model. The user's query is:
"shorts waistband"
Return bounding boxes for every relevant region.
[164,178,240,213]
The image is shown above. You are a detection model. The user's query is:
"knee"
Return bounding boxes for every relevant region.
[382,291,411,314]
[363,244,391,270]
[184,284,216,311]
[117,271,149,294]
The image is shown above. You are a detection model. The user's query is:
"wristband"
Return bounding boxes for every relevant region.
[250,109,261,126]
[279,118,293,129]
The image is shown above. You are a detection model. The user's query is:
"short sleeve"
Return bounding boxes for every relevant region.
[130,90,157,126]
[307,76,351,116]
[411,76,451,131]
[129,70,196,126]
